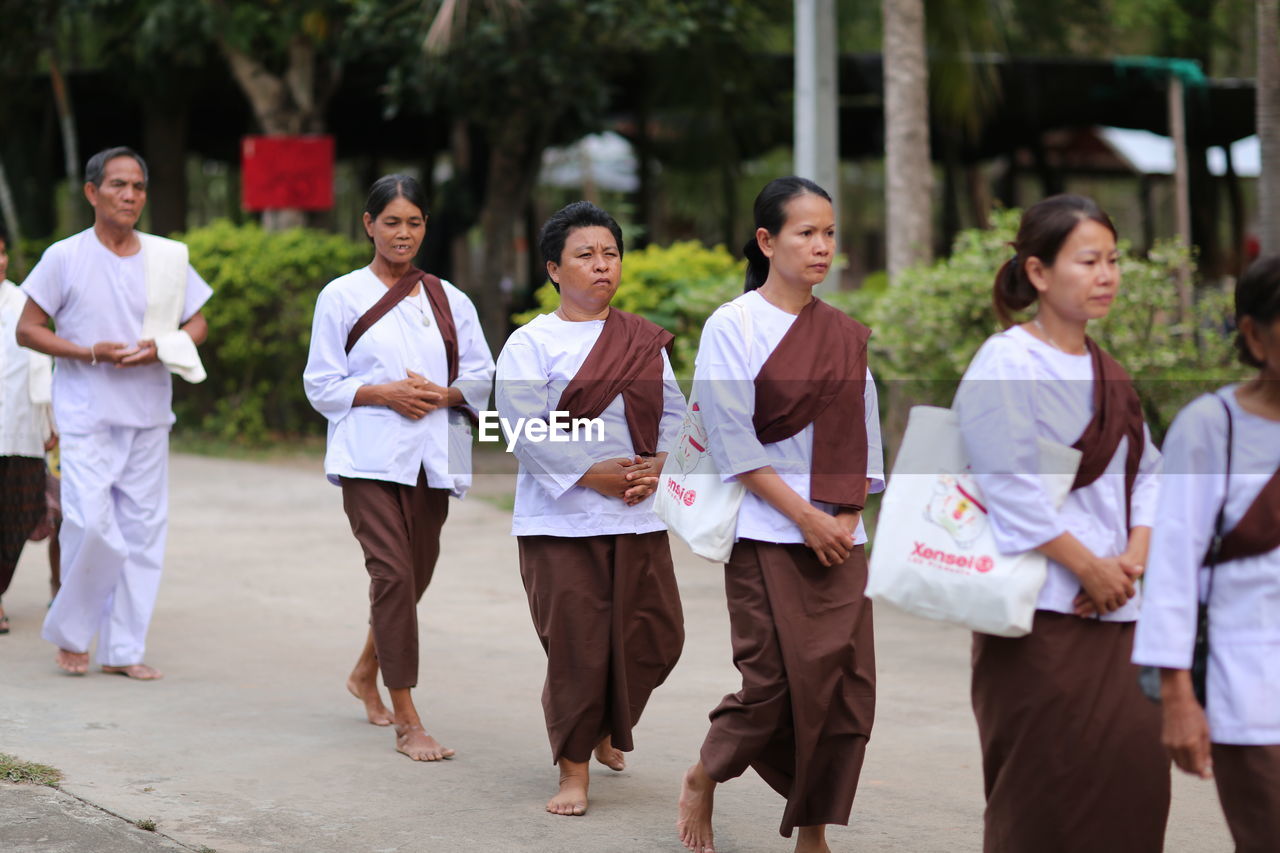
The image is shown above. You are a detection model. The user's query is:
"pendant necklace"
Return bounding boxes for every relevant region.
[1032,316,1068,354]
[408,289,432,327]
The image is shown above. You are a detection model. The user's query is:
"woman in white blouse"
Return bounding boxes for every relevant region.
[1133,254,1280,853]
[677,177,884,853]
[304,175,494,762]
[953,195,1169,852]
[496,201,686,818]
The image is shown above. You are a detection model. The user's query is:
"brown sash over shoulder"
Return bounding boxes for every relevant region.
[753,299,871,511]
[1218,466,1280,564]
[344,266,462,385]
[556,308,674,456]
[1070,337,1145,527]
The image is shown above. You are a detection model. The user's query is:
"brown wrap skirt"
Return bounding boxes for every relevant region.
[340,469,450,690]
[700,540,876,838]
[518,530,684,764]
[1211,743,1280,853]
[971,610,1170,853]
[1,456,47,598]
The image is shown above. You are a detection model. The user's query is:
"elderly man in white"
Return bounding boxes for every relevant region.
[16,146,211,679]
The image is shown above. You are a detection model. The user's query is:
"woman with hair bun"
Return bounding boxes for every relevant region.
[1134,254,1280,853]
[304,174,495,761]
[677,177,883,853]
[953,194,1169,851]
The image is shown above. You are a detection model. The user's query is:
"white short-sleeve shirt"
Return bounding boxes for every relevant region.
[495,311,686,537]
[20,229,212,434]
[691,290,885,546]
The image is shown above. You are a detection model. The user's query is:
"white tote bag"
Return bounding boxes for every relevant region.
[865,405,1081,637]
[655,302,752,563]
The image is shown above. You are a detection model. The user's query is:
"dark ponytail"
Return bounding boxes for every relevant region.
[1234,253,1280,368]
[993,194,1117,328]
[742,176,833,292]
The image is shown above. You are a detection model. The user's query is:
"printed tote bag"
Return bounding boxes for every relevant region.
[866,405,1081,637]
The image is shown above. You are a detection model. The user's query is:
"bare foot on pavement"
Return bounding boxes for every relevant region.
[101,663,163,680]
[678,762,717,853]
[594,736,626,771]
[55,649,89,675]
[395,725,455,761]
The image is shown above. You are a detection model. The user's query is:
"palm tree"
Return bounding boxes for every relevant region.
[1260,0,1280,253]
[883,0,933,282]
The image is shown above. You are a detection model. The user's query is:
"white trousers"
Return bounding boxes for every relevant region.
[42,426,169,666]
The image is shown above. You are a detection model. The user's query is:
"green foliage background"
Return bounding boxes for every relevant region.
[173,220,368,443]
[514,241,744,378]
[519,210,1242,444]
[172,212,1241,447]
[830,208,1243,440]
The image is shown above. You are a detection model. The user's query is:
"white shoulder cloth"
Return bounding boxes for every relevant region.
[139,232,206,384]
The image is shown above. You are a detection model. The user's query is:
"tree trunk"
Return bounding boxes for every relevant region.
[0,156,24,271]
[1259,0,1280,254]
[48,53,87,232]
[474,121,543,354]
[217,34,334,231]
[883,0,933,282]
[143,103,190,236]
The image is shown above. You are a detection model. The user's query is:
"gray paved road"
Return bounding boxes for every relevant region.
[0,453,1232,852]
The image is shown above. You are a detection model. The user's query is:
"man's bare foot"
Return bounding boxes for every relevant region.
[55,649,89,675]
[347,674,393,726]
[677,762,717,852]
[594,737,626,772]
[101,663,163,680]
[395,724,455,761]
[547,759,589,816]
[794,825,830,853]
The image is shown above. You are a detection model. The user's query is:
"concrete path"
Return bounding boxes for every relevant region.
[0,453,1234,852]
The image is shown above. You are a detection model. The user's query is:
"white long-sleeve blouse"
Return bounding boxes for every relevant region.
[1133,387,1280,745]
[303,267,494,495]
[953,326,1161,622]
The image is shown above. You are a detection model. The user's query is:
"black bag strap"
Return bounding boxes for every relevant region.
[1202,394,1234,593]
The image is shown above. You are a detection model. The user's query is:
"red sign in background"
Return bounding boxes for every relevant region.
[241,135,335,211]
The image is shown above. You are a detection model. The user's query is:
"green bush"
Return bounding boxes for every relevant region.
[852,208,1243,441]
[514,240,744,377]
[173,220,370,443]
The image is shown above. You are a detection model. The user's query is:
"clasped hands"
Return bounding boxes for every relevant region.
[798,508,861,567]
[1072,547,1145,617]
[383,370,450,420]
[89,339,160,367]
[579,454,666,506]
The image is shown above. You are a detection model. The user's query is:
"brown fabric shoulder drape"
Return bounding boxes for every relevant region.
[1070,337,1145,526]
[556,307,674,456]
[752,298,871,510]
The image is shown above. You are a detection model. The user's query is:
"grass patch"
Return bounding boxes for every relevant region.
[135,818,157,831]
[170,431,326,463]
[476,493,516,512]
[0,753,63,787]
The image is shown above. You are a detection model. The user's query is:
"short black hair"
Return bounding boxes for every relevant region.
[1235,253,1280,368]
[364,173,428,221]
[538,201,623,291]
[0,220,9,247]
[85,146,149,187]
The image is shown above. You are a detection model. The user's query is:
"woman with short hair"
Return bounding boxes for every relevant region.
[496,200,686,816]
